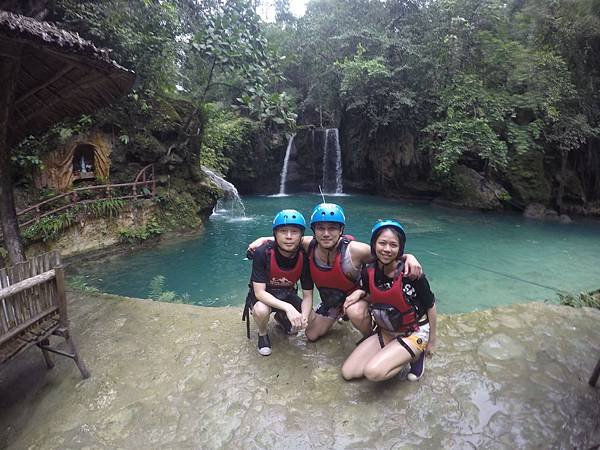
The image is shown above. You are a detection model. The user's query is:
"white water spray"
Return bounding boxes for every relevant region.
[201,166,246,219]
[321,128,343,194]
[277,133,295,195]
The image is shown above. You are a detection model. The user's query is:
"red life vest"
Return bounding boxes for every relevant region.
[367,264,418,332]
[308,236,357,293]
[266,243,303,289]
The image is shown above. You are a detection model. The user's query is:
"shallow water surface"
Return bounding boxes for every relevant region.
[74,194,600,313]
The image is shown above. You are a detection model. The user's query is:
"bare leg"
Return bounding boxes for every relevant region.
[305,314,336,342]
[363,335,421,382]
[341,334,382,380]
[252,301,271,335]
[345,300,372,336]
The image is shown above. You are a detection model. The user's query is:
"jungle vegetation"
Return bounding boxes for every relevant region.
[2,0,600,264]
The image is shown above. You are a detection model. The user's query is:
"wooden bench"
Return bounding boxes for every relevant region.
[0,251,89,378]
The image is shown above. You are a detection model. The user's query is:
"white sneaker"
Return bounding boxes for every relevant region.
[257,334,272,356]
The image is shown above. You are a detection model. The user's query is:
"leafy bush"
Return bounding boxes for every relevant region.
[67,275,99,293]
[81,199,126,219]
[118,217,164,243]
[22,212,76,243]
[148,274,189,303]
[21,199,127,243]
[557,291,600,309]
[200,103,257,173]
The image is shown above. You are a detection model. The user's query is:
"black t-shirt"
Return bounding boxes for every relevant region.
[251,243,313,290]
[359,263,435,318]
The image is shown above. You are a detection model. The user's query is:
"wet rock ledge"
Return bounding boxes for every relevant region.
[1,292,599,449]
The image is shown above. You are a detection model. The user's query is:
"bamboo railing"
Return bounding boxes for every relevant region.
[15,164,156,229]
[0,250,89,378]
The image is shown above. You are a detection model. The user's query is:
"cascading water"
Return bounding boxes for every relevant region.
[201,166,246,219]
[321,128,343,194]
[277,133,295,196]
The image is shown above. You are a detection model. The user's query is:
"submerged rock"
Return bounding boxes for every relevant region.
[0,293,598,449]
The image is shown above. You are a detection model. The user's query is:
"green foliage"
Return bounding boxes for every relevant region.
[154,190,201,231]
[67,275,100,293]
[424,74,509,174]
[118,217,164,243]
[22,212,76,243]
[81,199,126,220]
[336,44,390,95]
[557,290,600,309]
[54,0,181,93]
[148,274,189,303]
[235,91,297,130]
[201,103,257,172]
[12,114,93,172]
[21,199,126,243]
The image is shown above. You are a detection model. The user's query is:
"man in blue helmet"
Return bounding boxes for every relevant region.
[242,209,314,356]
[248,203,422,343]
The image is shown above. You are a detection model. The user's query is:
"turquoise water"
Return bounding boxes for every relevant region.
[74,194,600,314]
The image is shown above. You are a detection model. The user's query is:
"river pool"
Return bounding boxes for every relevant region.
[73,194,600,314]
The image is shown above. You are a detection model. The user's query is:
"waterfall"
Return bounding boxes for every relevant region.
[321,128,343,194]
[277,133,295,196]
[201,166,246,218]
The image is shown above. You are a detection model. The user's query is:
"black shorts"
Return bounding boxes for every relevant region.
[315,287,347,319]
[247,288,303,315]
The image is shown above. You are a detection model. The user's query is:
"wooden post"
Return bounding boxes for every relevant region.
[590,357,600,387]
[0,49,26,264]
[53,265,69,328]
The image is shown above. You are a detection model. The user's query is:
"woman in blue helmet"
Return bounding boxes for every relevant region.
[248,204,423,343]
[341,219,436,382]
[243,209,314,356]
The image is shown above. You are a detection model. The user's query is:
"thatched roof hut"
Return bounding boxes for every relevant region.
[0,10,136,145]
[0,10,136,263]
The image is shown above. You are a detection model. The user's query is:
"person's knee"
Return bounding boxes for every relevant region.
[305,326,322,342]
[341,362,356,381]
[252,302,271,320]
[363,362,386,382]
[346,301,368,321]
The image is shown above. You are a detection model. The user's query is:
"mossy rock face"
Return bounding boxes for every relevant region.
[506,151,551,206]
[224,128,283,194]
[145,96,182,135]
[438,165,510,210]
[167,178,220,220]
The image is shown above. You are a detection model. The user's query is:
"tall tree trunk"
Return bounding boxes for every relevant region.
[0,51,25,264]
[556,149,568,215]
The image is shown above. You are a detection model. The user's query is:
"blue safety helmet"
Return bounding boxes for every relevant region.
[272,209,306,231]
[310,203,346,228]
[370,219,406,257]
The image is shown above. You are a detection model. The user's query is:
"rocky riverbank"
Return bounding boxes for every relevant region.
[1,292,599,449]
